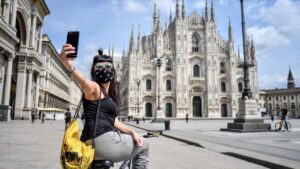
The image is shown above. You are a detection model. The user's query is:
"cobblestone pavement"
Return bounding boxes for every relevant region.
[0,120,268,169]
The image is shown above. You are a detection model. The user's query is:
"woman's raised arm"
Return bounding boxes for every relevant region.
[59,44,98,97]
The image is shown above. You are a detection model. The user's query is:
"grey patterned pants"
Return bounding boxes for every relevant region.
[94,131,150,169]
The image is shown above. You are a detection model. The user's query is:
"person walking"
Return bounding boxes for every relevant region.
[186,113,189,123]
[60,46,150,168]
[31,110,35,123]
[41,112,45,124]
[64,108,72,130]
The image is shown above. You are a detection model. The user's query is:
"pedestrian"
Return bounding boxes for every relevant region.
[53,113,56,121]
[186,113,189,123]
[31,110,35,123]
[60,46,150,168]
[38,111,41,119]
[64,108,72,130]
[271,112,274,121]
[41,112,45,124]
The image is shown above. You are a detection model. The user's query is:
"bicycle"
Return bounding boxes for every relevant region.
[92,131,159,169]
[275,120,291,131]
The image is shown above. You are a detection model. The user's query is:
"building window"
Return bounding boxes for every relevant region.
[193,65,200,77]
[146,79,151,90]
[283,103,287,108]
[276,96,278,101]
[221,82,226,92]
[283,96,286,100]
[238,82,243,93]
[269,104,272,110]
[291,103,295,109]
[291,95,294,100]
[269,97,271,101]
[166,80,171,91]
[192,34,199,52]
[220,62,226,73]
[165,103,172,117]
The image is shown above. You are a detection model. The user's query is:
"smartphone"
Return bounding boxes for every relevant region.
[66,31,80,58]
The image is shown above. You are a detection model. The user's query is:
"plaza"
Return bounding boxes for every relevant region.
[0,119,289,169]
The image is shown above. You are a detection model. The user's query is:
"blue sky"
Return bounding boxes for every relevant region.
[43,0,300,90]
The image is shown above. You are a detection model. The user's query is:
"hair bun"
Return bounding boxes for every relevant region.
[98,48,104,56]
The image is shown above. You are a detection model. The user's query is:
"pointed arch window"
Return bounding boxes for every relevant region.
[192,34,199,52]
[193,65,200,77]
[166,59,172,71]
[166,80,171,91]
[221,82,226,92]
[220,62,226,73]
[238,82,243,93]
[146,79,152,91]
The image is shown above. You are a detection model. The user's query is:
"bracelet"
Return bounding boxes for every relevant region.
[69,66,75,74]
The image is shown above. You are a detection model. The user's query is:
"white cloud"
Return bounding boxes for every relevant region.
[247,26,290,58]
[124,0,147,13]
[260,73,286,89]
[250,0,300,37]
[155,0,175,15]
[195,0,206,9]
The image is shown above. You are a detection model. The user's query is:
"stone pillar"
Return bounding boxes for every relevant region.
[3,54,13,106]
[35,74,40,108]
[30,11,37,48]
[14,57,27,119]
[26,16,32,48]
[0,67,4,104]
[0,0,3,17]
[26,67,33,108]
[10,0,18,27]
[2,0,10,23]
[38,24,43,54]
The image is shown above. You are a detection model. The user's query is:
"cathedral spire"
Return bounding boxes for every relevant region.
[250,35,256,60]
[176,0,180,19]
[129,25,135,54]
[153,1,158,31]
[169,6,172,24]
[137,24,142,51]
[112,43,114,58]
[108,42,111,56]
[211,0,215,22]
[205,0,208,21]
[228,17,233,42]
[288,66,296,89]
[182,0,186,19]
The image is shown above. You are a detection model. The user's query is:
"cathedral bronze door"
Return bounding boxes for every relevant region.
[193,97,202,117]
[165,103,172,117]
[145,103,152,117]
[221,104,228,117]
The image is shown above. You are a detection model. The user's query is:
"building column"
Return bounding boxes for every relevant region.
[0,0,3,17]
[2,0,10,23]
[0,67,4,104]
[35,74,40,108]
[10,0,18,27]
[38,24,43,54]
[25,16,31,48]
[26,67,33,108]
[3,54,14,105]
[14,57,27,119]
[30,11,37,48]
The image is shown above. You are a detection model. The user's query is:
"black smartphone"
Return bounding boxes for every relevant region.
[66,31,79,58]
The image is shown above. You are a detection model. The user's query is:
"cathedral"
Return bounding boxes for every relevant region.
[119,0,259,118]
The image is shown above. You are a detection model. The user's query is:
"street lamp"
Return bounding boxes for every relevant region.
[136,79,141,115]
[151,56,168,120]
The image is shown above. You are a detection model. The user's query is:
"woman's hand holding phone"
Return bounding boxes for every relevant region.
[59,44,76,72]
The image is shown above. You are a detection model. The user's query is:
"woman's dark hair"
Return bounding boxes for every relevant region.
[90,48,120,106]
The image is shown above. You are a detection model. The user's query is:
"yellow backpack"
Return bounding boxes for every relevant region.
[60,97,101,169]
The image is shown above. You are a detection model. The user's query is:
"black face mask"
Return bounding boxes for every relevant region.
[94,65,115,83]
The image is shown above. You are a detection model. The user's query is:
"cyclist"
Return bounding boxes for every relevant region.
[278,108,289,131]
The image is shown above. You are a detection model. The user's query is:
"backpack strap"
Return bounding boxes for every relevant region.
[92,86,103,148]
[73,96,83,119]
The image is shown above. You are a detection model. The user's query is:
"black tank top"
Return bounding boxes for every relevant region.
[80,89,118,142]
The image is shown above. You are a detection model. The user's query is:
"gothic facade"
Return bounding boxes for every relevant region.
[119,0,259,118]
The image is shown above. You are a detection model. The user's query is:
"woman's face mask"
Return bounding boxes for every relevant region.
[94,62,115,83]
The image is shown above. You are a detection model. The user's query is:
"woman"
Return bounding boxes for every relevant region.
[60,44,150,169]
